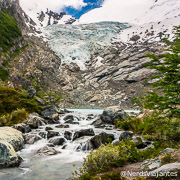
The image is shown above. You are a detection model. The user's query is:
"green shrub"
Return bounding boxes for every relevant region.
[0,86,41,117]
[79,140,140,176]
[0,108,29,126]
[100,172,126,180]
[0,66,9,81]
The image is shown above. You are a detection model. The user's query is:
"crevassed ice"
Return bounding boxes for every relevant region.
[43,22,129,70]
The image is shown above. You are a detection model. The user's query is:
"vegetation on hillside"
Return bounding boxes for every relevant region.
[73,26,180,179]
[0,86,42,126]
[0,10,21,52]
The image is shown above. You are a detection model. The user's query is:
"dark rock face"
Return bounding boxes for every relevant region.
[100,109,127,124]
[90,132,115,149]
[119,131,134,141]
[39,131,47,139]
[45,127,53,131]
[41,106,59,120]
[64,131,72,140]
[13,123,31,133]
[63,115,74,121]
[23,134,41,144]
[0,141,22,168]
[49,137,65,146]
[26,114,46,129]
[37,146,60,156]
[47,131,59,139]
[91,119,105,128]
[55,124,70,128]
[73,129,95,141]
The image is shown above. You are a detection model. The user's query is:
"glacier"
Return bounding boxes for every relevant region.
[43,22,129,70]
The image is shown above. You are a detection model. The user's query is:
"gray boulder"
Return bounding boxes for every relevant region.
[37,146,60,156]
[13,123,31,134]
[55,124,70,128]
[41,105,59,120]
[47,131,59,139]
[23,134,41,144]
[100,108,128,124]
[119,131,134,141]
[0,127,24,151]
[73,129,95,141]
[49,137,65,146]
[0,140,22,168]
[26,114,47,129]
[64,131,72,140]
[90,132,115,149]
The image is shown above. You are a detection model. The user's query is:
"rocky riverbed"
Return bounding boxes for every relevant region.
[0,106,150,180]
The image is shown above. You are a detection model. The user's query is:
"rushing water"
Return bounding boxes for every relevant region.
[0,109,131,180]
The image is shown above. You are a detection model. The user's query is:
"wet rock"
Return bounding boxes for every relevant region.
[0,127,24,151]
[37,146,60,156]
[119,131,134,141]
[47,143,55,147]
[45,127,53,131]
[65,120,79,124]
[49,137,65,146]
[81,140,94,151]
[13,123,31,133]
[132,136,151,149]
[64,131,72,140]
[41,105,59,120]
[100,108,128,124]
[99,132,115,144]
[55,124,70,128]
[64,115,74,121]
[92,119,105,128]
[73,129,95,141]
[90,135,102,149]
[0,140,22,168]
[23,134,41,144]
[47,131,59,139]
[39,131,47,139]
[90,132,115,149]
[26,114,47,129]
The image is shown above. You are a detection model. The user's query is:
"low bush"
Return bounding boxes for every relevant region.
[0,108,29,126]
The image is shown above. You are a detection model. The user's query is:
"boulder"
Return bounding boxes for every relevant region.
[26,114,47,129]
[23,134,41,144]
[64,131,72,140]
[132,136,151,149]
[39,131,47,139]
[47,131,59,139]
[13,123,31,133]
[55,124,70,128]
[90,132,115,149]
[81,140,94,151]
[49,137,65,146]
[141,158,162,170]
[159,148,175,155]
[0,127,24,151]
[41,105,59,120]
[119,131,134,141]
[100,108,128,124]
[37,146,60,156]
[63,115,74,121]
[45,127,53,131]
[65,120,79,124]
[73,129,95,141]
[150,163,180,174]
[91,119,105,128]
[0,140,22,168]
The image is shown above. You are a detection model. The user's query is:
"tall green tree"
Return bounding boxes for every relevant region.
[141,26,180,118]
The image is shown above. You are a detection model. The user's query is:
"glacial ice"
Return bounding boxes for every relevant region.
[43,22,129,70]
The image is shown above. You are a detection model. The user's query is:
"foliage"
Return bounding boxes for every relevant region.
[0,66,9,81]
[116,112,180,147]
[0,10,21,52]
[100,172,125,180]
[73,140,140,178]
[0,108,29,126]
[139,26,180,118]
[0,86,41,118]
